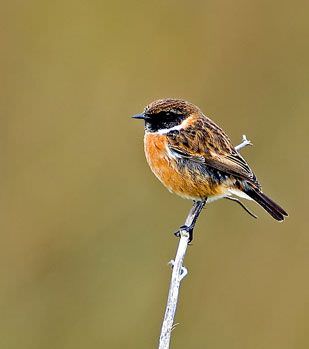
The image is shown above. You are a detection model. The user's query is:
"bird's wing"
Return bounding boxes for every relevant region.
[167,116,260,187]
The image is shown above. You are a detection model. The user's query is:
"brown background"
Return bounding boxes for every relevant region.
[2,1,309,348]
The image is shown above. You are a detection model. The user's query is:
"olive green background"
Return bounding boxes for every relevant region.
[2,1,308,348]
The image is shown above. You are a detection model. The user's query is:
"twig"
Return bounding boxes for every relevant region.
[158,134,252,349]
[235,134,252,151]
[225,196,258,219]
[159,200,205,349]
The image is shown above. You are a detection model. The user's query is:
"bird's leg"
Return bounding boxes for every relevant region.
[235,135,252,152]
[174,199,207,244]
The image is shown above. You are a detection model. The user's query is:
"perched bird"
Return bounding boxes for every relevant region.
[133,98,288,241]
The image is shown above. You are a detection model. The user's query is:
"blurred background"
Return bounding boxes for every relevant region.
[2,0,309,348]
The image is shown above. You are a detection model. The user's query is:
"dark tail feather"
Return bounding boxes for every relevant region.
[243,186,288,221]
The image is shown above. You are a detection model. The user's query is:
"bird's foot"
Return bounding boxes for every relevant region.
[174,225,193,244]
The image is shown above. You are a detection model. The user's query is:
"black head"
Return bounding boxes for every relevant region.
[132,98,199,132]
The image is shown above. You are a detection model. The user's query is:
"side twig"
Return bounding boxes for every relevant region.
[235,134,252,151]
[158,134,252,349]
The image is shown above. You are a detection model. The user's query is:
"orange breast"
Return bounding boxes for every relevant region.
[144,133,226,199]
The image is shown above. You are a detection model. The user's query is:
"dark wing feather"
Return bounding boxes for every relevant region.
[167,115,260,188]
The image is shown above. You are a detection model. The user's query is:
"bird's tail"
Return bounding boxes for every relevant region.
[243,185,288,221]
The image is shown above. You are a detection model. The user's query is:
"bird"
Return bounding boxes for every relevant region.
[132,98,288,241]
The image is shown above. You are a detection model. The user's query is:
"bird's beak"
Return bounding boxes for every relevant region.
[132,113,146,120]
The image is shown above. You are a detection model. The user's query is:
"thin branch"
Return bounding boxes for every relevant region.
[159,200,205,349]
[158,134,252,349]
[225,196,258,219]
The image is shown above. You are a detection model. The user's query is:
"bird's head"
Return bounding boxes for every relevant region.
[132,98,200,133]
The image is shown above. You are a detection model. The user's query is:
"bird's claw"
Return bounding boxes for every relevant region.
[174,225,193,244]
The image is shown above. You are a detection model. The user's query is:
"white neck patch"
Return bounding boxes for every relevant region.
[157,124,184,135]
